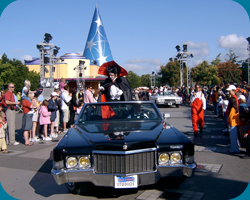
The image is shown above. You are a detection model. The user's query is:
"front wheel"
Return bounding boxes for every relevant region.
[176,104,180,108]
[65,182,93,194]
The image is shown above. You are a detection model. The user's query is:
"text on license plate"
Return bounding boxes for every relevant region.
[114,175,138,188]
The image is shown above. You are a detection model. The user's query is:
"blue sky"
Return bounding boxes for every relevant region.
[0,0,250,76]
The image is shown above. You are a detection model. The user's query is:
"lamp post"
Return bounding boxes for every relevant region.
[74,60,87,92]
[36,33,60,88]
[246,37,250,84]
[175,44,193,87]
[150,71,155,88]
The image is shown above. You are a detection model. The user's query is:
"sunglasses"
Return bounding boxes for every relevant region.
[10,86,15,88]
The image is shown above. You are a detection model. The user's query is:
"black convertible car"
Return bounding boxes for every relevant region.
[51,101,195,194]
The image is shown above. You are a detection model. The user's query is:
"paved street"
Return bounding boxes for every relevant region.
[0,105,250,200]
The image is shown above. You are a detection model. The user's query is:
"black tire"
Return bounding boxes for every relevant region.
[65,182,93,194]
[158,176,187,188]
[176,104,180,108]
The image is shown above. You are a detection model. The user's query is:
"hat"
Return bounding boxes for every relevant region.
[51,92,58,96]
[226,85,236,91]
[238,95,246,101]
[34,90,42,97]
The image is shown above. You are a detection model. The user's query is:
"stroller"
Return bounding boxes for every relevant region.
[15,104,23,113]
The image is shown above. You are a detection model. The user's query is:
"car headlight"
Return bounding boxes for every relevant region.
[79,156,90,168]
[171,152,182,164]
[66,157,78,168]
[159,153,170,164]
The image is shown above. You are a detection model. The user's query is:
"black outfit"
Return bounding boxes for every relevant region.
[101,76,133,101]
[78,92,84,103]
[68,93,79,126]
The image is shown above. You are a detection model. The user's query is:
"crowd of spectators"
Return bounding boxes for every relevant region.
[1,78,250,159]
[0,78,101,149]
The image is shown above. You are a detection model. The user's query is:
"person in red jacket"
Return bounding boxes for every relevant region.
[190,84,206,137]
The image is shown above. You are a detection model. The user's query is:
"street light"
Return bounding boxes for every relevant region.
[175,44,193,87]
[175,45,181,52]
[44,33,52,43]
[74,60,87,91]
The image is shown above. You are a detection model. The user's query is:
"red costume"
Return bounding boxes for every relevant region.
[191,92,205,135]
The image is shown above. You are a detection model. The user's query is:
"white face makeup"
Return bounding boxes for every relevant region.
[109,73,117,81]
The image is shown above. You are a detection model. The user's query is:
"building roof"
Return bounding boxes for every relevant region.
[24,58,40,65]
[60,53,86,59]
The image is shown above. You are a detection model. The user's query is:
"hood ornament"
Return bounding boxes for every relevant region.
[123,143,128,150]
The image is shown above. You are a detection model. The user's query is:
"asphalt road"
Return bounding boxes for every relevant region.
[0,104,250,200]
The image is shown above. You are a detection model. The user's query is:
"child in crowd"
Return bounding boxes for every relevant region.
[31,96,40,142]
[0,105,5,120]
[0,115,8,153]
[39,100,51,141]
[77,102,84,114]
[21,79,33,99]
[48,92,59,138]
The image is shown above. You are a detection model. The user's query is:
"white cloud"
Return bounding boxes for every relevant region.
[218,34,247,49]
[21,55,32,62]
[77,51,84,56]
[126,58,163,66]
[185,41,210,56]
[124,58,164,75]
[124,63,145,71]
[217,34,248,60]
[21,55,33,61]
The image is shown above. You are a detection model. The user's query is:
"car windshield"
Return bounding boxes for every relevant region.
[77,102,161,123]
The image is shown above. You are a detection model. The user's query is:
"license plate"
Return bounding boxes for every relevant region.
[168,102,172,105]
[114,175,138,188]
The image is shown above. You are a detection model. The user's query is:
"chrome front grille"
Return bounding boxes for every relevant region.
[94,151,156,174]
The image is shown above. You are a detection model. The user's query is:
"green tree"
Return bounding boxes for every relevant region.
[0,54,40,92]
[158,60,181,86]
[211,53,221,65]
[217,61,241,84]
[191,61,219,86]
[126,70,141,89]
[225,49,239,63]
[140,74,151,88]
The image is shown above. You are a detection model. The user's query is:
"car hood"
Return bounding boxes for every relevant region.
[63,121,186,151]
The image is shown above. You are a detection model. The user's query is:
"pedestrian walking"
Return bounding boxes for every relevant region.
[190,84,206,137]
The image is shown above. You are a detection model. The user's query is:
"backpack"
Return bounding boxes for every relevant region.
[0,95,8,111]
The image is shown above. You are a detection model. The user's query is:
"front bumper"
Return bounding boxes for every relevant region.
[156,100,182,105]
[51,163,196,187]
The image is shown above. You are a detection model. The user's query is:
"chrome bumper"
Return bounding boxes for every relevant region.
[51,163,196,186]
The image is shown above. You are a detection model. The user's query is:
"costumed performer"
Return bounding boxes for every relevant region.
[98,61,133,102]
[190,84,206,137]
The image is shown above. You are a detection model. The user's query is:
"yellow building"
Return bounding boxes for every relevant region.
[25,53,106,90]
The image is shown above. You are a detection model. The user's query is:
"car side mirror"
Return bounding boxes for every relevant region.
[163,113,170,120]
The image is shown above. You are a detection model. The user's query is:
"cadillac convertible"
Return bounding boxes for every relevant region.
[51,101,195,194]
[149,92,183,108]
